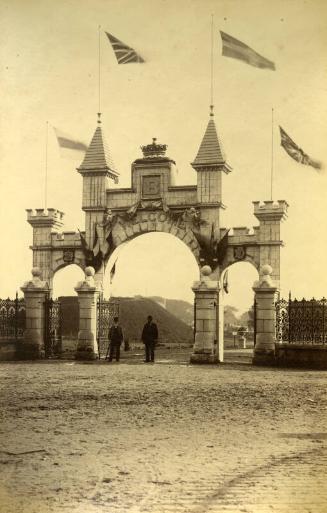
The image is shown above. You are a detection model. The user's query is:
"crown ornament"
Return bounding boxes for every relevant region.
[141,138,167,158]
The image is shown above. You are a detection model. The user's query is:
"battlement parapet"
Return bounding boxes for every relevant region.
[52,232,81,244]
[219,227,257,244]
[26,208,65,227]
[232,227,251,237]
[228,234,257,244]
[253,200,288,222]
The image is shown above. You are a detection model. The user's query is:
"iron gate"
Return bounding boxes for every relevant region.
[44,298,62,358]
[0,294,26,340]
[253,299,257,347]
[97,297,120,358]
[276,294,327,345]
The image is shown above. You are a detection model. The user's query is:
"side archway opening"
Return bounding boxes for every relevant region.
[221,261,259,353]
[52,264,85,298]
[51,264,85,357]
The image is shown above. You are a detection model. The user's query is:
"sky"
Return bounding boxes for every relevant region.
[1,0,327,314]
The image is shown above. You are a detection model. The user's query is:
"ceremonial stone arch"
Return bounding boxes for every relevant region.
[22,112,288,364]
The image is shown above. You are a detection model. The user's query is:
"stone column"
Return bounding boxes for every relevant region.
[252,265,277,366]
[190,266,219,364]
[19,268,50,359]
[75,267,100,360]
[217,280,224,363]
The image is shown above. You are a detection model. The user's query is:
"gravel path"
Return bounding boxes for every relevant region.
[0,356,326,513]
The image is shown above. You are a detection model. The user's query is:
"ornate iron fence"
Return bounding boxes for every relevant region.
[276,294,327,345]
[0,294,26,340]
[97,296,120,358]
[44,298,62,358]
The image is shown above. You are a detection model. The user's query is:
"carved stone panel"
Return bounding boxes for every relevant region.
[142,175,161,198]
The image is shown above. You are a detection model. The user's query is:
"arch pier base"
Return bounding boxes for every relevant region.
[190,267,221,364]
[19,268,50,360]
[75,267,100,361]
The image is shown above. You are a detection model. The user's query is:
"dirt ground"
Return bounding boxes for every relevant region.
[0,348,326,513]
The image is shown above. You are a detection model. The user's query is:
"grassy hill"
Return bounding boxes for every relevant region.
[115,296,194,346]
[110,295,250,347]
[149,296,248,329]
[149,296,194,326]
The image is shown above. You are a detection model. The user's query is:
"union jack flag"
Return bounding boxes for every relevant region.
[105,32,145,64]
[279,126,322,170]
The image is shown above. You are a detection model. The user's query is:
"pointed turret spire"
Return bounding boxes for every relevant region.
[192,106,231,173]
[77,114,119,181]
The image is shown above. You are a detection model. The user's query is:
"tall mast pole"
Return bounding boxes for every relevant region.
[45,120,49,210]
[270,107,274,200]
[98,24,101,115]
[210,14,214,113]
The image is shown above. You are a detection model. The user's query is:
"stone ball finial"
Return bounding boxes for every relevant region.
[261,264,273,276]
[201,265,212,277]
[85,266,95,277]
[257,264,274,288]
[31,267,41,278]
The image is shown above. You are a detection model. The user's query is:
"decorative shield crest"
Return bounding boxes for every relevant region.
[63,249,75,264]
[233,246,246,261]
[142,175,161,198]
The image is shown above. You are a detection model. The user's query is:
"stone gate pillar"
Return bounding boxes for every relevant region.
[252,265,277,366]
[217,278,224,363]
[19,268,50,359]
[75,266,100,360]
[190,266,219,364]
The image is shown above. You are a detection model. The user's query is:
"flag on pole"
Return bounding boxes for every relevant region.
[53,127,88,158]
[216,230,230,265]
[279,126,322,170]
[209,222,215,252]
[105,32,145,63]
[220,31,275,71]
[78,229,93,262]
[223,270,229,294]
[110,260,117,284]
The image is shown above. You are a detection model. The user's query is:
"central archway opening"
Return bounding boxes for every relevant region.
[103,232,199,362]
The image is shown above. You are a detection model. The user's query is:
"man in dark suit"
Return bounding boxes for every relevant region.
[107,316,124,362]
[141,315,158,363]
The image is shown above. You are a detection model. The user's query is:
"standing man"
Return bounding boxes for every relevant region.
[107,316,124,362]
[141,315,158,363]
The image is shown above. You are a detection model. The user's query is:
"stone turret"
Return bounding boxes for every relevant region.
[26,208,64,248]
[253,200,288,287]
[253,200,288,239]
[77,114,119,208]
[27,209,64,280]
[27,208,64,231]
[191,106,232,238]
[77,114,119,247]
[192,106,232,203]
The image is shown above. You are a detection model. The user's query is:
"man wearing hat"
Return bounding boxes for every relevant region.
[107,316,124,362]
[141,315,158,363]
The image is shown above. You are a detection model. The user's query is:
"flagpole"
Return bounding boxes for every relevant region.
[98,24,101,114]
[270,107,274,200]
[45,120,49,210]
[210,14,214,109]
